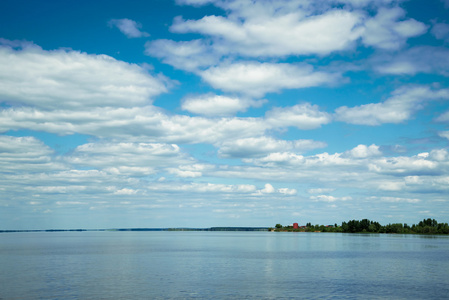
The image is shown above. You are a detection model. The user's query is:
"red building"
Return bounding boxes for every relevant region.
[293,223,299,229]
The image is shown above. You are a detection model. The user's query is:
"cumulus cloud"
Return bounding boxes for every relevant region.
[361,7,427,50]
[167,169,202,178]
[3,169,119,199]
[147,182,258,194]
[218,136,326,158]
[0,99,333,146]
[144,39,218,72]
[345,144,382,158]
[245,152,306,167]
[108,18,150,38]
[310,195,352,202]
[167,164,211,178]
[0,135,65,173]
[373,46,449,76]
[377,196,420,203]
[254,183,296,195]
[142,0,430,102]
[261,183,275,194]
[368,153,440,176]
[0,42,168,110]
[199,62,341,97]
[431,22,449,41]
[66,142,194,176]
[266,103,331,129]
[335,86,449,125]
[429,149,449,161]
[239,146,449,193]
[0,104,330,150]
[163,0,426,64]
[182,94,266,116]
[170,8,363,57]
[114,188,139,195]
[307,188,335,194]
[278,188,297,195]
[0,105,267,143]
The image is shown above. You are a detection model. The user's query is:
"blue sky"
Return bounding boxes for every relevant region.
[1,0,449,229]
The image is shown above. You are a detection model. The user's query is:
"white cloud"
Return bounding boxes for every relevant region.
[228,146,449,198]
[374,46,449,76]
[261,183,275,194]
[307,188,335,194]
[439,131,449,140]
[335,86,449,125]
[429,149,449,162]
[361,7,427,50]
[0,135,65,173]
[245,152,306,168]
[167,169,202,178]
[0,43,168,110]
[114,188,139,195]
[345,144,382,158]
[147,182,258,194]
[218,136,326,158]
[266,103,331,129]
[378,196,420,203]
[199,62,340,97]
[0,106,164,137]
[368,154,439,176]
[144,39,218,72]
[378,181,406,191]
[176,0,214,5]
[431,22,449,41]
[146,180,295,197]
[247,151,353,169]
[142,0,430,103]
[171,8,363,57]
[0,100,334,147]
[252,183,297,195]
[3,169,126,201]
[164,0,427,64]
[0,105,270,143]
[108,18,150,38]
[310,195,352,202]
[278,188,297,195]
[436,111,449,123]
[67,142,193,176]
[167,164,210,178]
[182,94,266,116]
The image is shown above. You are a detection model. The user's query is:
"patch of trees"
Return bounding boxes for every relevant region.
[341,218,449,234]
[272,218,449,234]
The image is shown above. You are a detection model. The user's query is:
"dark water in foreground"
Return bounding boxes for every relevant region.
[1,231,448,299]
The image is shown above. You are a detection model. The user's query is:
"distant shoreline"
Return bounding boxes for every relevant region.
[0,227,270,233]
[2,218,448,234]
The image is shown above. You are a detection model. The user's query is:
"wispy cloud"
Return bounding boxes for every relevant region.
[108,18,150,38]
[335,86,449,125]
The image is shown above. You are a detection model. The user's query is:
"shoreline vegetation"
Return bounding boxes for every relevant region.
[271,218,449,234]
[1,219,448,234]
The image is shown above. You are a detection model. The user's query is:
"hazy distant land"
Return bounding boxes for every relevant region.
[2,218,448,234]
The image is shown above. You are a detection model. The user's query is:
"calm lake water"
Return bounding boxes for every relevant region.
[1,231,448,299]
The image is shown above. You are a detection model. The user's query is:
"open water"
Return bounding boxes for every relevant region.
[1,231,448,299]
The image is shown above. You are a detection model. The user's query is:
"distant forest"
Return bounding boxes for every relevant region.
[272,218,449,234]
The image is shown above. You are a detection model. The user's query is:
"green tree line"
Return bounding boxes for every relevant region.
[272,218,449,234]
